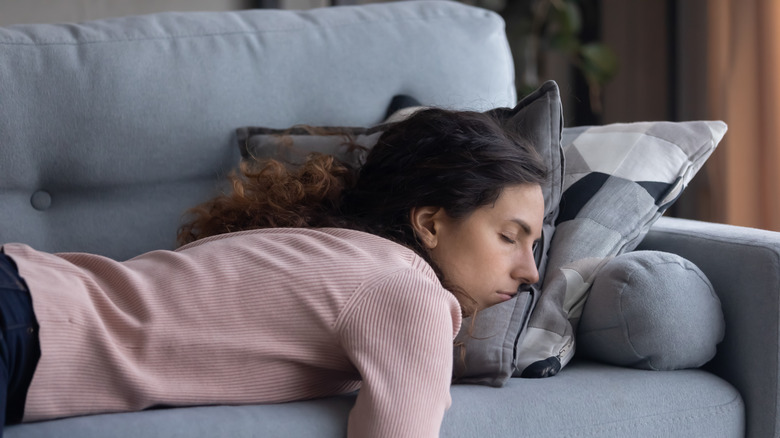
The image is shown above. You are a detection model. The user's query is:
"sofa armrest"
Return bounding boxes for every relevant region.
[637,216,780,438]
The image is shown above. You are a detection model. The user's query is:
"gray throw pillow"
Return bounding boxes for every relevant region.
[455,81,563,386]
[577,251,725,370]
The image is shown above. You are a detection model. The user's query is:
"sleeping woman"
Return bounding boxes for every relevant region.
[0,108,547,437]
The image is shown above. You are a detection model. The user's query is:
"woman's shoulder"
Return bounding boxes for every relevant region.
[316,228,442,281]
[334,262,463,341]
[179,227,427,268]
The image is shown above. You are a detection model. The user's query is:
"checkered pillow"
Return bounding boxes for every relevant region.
[513,120,727,377]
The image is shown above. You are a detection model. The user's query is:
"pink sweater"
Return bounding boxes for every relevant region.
[4,228,461,437]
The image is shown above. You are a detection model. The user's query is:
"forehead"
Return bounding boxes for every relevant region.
[486,184,544,230]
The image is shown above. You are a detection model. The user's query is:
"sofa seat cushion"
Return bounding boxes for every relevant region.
[444,361,743,437]
[7,361,743,438]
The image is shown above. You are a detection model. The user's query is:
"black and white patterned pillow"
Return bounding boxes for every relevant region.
[513,120,727,378]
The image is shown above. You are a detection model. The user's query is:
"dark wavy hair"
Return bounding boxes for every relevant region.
[178,108,548,314]
[341,108,547,249]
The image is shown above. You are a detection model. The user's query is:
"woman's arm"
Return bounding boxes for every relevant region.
[337,269,461,438]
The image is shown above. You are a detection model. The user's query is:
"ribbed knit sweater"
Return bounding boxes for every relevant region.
[4,228,462,437]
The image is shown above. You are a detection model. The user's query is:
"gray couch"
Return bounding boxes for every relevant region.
[1,1,778,437]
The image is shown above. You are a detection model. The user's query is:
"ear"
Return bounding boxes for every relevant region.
[410,206,444,249]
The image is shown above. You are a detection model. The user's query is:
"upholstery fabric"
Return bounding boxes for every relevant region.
[577,250,724,370]
[638,216,780,438]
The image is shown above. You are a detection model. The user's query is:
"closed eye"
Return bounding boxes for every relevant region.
[500,234,517,245]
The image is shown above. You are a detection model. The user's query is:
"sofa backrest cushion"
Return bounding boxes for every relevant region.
[0,1,515,260]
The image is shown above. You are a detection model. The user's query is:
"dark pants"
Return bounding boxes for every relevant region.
[0,252,40,431]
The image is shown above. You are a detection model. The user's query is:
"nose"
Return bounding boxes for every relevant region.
[511,249,540,285]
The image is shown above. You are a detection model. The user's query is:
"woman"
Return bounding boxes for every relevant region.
[0,108,547,437]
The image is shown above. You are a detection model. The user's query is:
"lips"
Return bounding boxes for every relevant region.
[496,291,517,302]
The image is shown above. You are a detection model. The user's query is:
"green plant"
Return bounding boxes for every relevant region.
[460,0,618,114]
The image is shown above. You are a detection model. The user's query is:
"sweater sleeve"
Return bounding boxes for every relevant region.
[336,268,461,438]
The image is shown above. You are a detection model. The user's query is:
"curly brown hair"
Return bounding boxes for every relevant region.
[177,154,358,246]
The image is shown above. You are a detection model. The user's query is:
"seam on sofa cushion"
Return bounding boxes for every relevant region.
[0,8,500,46]
[560,393,743,437]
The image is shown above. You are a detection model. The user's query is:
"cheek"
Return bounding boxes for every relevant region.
[438,235,499,284]
[431,239,475,283]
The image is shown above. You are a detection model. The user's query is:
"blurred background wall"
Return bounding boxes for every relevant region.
[1,0,777,231]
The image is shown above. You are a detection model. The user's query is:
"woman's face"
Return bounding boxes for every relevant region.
[423,184,544,313]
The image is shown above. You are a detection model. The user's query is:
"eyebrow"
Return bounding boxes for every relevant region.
[510,218,543,240]
[510,219,532,235]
